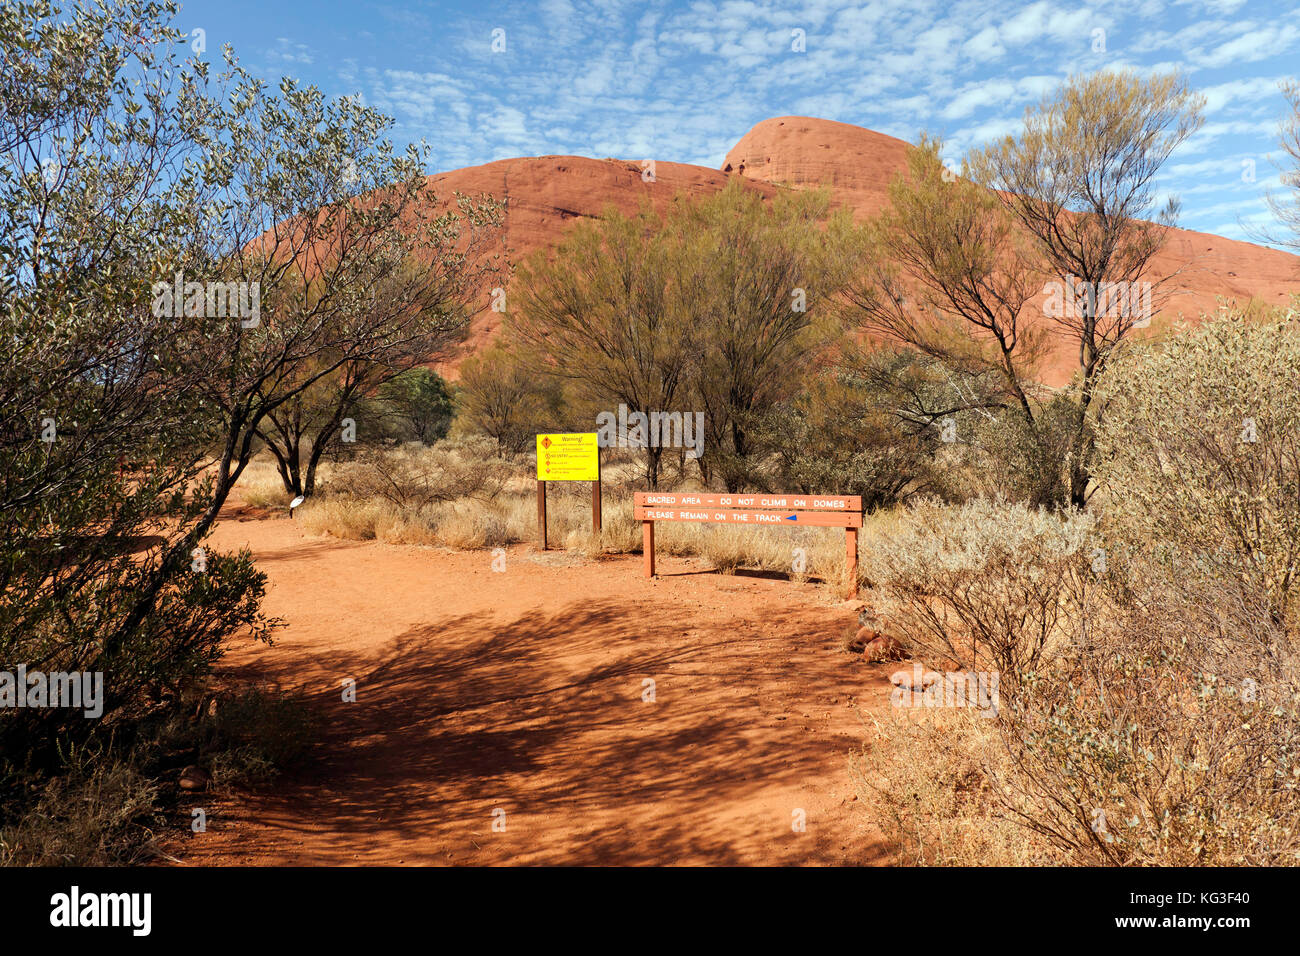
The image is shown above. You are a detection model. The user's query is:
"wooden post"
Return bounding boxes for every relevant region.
[845,526,859,599]
[642,520,655,578]
[537,480,547,551]
[592,453,602,534]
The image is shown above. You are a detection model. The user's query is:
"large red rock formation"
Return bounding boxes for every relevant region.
[425,157,774,373]
[429,115,1298,384]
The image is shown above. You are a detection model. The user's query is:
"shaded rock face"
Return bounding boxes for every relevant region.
[428,116,1299,383]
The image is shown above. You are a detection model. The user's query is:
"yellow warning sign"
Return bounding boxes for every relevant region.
[536,433,599,481]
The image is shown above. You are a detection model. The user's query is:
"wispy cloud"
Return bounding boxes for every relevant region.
[185,0,1300,241]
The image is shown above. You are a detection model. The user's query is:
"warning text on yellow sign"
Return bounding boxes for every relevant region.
[536,433,599,481]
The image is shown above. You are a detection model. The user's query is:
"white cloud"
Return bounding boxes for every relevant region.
[963,26,1006,61]
[1201,76,1292,113]
[1194,24,1300,68]
[999,1,1098,46]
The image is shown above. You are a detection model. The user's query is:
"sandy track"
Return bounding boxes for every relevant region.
[171,504,895,865]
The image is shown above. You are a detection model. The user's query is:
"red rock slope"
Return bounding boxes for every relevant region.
[426,157,774,372]
[432,116,1298,382]
[724,116,1300,384]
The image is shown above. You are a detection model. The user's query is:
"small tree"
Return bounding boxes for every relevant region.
[254,205,501,499]
[843,136,1059,503]
[102,48,499,655]
[678,182,854,490]
[378,366,456,445]
[511,206,694,486]
[0,0,269,762]
[968,70,1205,506]
[512,181,853,490]
[453,340,562,456]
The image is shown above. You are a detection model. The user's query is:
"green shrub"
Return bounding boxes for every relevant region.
[962,390,1080,509]
[376,367,456,444]
[755,355,940,509]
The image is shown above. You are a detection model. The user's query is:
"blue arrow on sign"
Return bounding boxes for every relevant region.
[785,514,797,521]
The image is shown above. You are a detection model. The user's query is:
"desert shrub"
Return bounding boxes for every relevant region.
[0,750,160,867]
[989,561,1300,866]
[852,706,1045,866]
[454,341,564,455]
[0,548,273,780]
[1093,304,1300,632]
[755,360,938,509]
[867,607,1300,865]
[376,367,456,444]
[957,390,1080,509]
[860,553,1300,866]
[0,683,311,865]
[339,437,518,510]
[863,498,1093,697]
[857,307,1300,866]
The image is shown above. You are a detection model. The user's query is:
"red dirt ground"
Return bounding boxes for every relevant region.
[167,501,897,866]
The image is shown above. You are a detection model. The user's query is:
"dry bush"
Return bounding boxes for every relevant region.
[989,565,1300,866]
[1093,303,1300,632]
[857,562,1300,866]
[748,355,940,511]
[863,498,1094,694]
[852,705,1046,866]
[339,437,519,509]
[0,683,311,865]
[0,753,160,866]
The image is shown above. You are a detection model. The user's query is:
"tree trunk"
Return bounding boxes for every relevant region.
[1068,306,1100,509]
[644,446,662,489]
[303,415,343,498]
[262,428,304,497]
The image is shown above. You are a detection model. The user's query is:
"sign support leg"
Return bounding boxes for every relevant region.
[592,477,602,534]
[642,520,655,578]
[537,480,547,551]
[845,526,859,598]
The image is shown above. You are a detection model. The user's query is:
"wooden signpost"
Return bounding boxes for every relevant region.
[535,433,601,551]
[634,491,864,597]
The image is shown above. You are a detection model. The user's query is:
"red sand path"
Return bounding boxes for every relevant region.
[168,504,896,865]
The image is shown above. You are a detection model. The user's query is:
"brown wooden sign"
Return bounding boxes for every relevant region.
[634,506,861,528]
[636,492,863,512]
[634,491,862,597]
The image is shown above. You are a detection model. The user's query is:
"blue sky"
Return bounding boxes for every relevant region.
[177,0,1299,245]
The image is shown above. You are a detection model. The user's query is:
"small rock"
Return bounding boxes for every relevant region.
[846,625,878,653]
[178,766,210,792]
[863,634,906,662]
